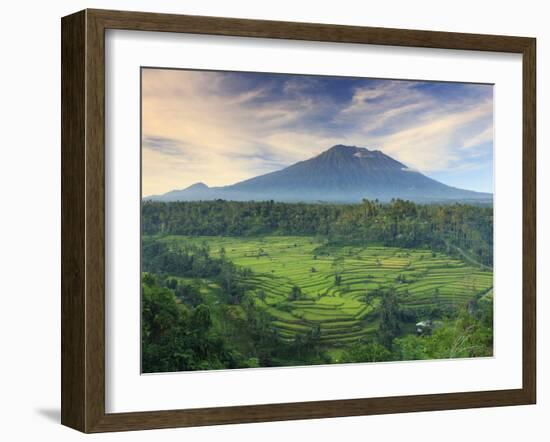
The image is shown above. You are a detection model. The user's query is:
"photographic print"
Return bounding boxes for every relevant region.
[141,68,494,373]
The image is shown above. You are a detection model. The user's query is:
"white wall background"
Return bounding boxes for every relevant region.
[0,0,546,440]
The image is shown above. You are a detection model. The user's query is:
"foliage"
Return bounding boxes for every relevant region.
[377,287,402,349]
[141,274,244,372]
[140,198,494,371]
[341,341,393,363]
[393,304,493,360]
[142,199,493,266]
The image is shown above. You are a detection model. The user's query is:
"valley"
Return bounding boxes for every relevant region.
[140,147,494,372]
[151,235,493,348]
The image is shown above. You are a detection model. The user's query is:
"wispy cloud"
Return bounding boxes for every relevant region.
[143,136,187,157]
[365,98,493,171]
[141,69,493,195]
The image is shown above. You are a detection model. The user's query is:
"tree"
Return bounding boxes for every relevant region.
[363,288,376,309]
[377,288,401,349]
[332,256,345,285]
[190,304,212,335]
[165,278,178,290]
[175,283,203,307]
[288,285,302,301]
[393,335,427,360]
[431,287,441,313]
[341,341,392,363]
[257,289,266,302]
[306,324,322,357]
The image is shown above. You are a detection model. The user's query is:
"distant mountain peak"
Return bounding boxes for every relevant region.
[327,144,368,152]
[147,144,492,203]
[323,144,385,159]
[315,144,404,171]
[185,182,209,190]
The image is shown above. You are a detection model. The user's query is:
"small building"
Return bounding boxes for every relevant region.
[416,320,433,335]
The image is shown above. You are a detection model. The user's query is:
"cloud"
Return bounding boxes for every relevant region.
[366,99,493,172]
[340,80,423,116]
[142,136,186,157]
[141,69,339,194]
[141,69,493,195]
[462,125,494,149]
[332,80,493,174]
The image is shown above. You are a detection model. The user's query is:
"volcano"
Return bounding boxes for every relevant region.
[147,145,492,203]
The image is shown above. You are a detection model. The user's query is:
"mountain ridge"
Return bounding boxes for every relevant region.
[146,145,492,203]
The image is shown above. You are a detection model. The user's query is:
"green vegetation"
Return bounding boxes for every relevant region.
[143,198,493,266]
[141,199,493,372]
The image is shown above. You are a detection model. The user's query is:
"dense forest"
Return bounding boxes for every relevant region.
[142,199,493,266]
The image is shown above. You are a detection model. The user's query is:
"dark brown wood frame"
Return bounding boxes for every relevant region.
[61,8,536,433]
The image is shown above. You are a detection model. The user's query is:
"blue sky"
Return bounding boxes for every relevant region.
[142,68,493,196]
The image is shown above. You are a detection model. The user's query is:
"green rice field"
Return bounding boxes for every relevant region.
[154,235,493,347]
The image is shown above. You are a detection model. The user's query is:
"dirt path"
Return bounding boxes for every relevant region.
[446,242,493,271]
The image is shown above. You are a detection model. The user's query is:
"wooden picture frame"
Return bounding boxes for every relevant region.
[61,8,536,433]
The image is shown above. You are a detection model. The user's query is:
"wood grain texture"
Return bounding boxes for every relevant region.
[522,38,537,403]
[89,8,532,52]
[84,9,107,433]
[61,10,86,432]
[60,8,537,433]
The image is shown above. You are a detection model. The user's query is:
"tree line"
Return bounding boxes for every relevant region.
[142,199,493,266]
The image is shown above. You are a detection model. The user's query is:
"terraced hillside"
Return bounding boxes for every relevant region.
[155,235,493,346]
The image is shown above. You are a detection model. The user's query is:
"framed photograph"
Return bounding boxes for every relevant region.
[61,9,536,433]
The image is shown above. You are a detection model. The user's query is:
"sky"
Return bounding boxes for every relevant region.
[142,68,493,196]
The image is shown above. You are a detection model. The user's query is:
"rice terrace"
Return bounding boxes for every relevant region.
[149,235,492,348]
